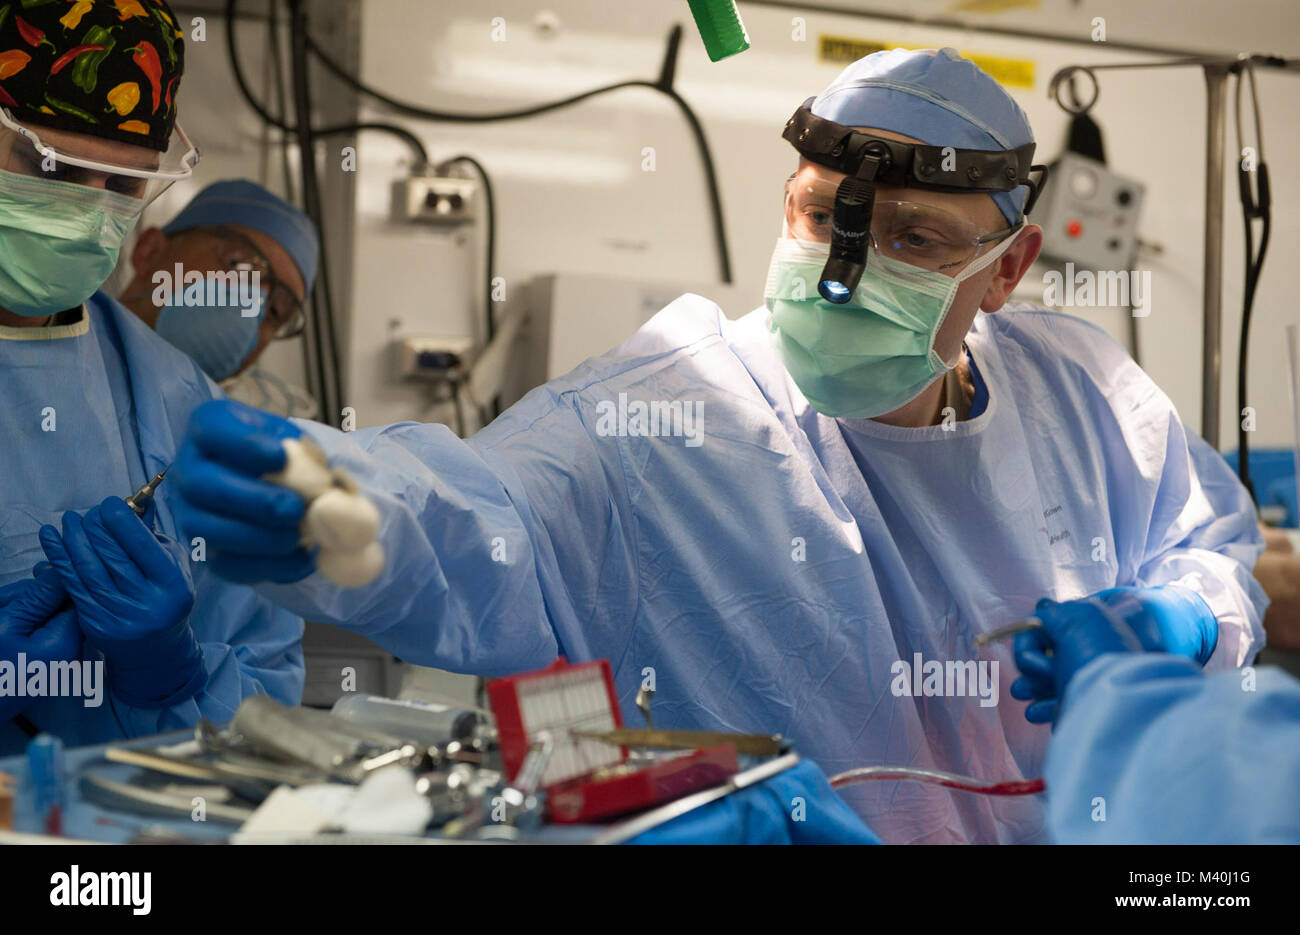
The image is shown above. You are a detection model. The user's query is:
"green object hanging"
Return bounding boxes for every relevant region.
[687,0,750,62]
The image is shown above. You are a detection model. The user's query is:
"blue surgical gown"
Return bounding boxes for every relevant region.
[1045,654,1300,843]
[259,297,1266,844]
[0,293,304,756]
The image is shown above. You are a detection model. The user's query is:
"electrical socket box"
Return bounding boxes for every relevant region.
[392,174,478,225]
[395,335,474,380]
[1036,152,1145,270]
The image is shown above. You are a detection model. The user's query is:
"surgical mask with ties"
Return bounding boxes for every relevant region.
[0,167,139,317]
[764,230,1020,419]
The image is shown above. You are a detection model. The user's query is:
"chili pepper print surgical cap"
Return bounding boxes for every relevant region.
[0,0,184,152]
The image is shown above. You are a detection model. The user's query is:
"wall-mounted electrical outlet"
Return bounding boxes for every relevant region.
[392,174,478,225]
[394,335,475,380]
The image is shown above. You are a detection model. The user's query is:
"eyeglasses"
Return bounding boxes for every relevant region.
[193,225,306,339]
[784,174,1022,274]
[0,107,198,215]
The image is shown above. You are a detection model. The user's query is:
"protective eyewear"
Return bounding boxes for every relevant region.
[782,98,1046,301]
[200,225,306,339]
[785,174,1024,274]
[0,107,199,213]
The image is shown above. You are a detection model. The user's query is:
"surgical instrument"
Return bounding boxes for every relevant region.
[104,744,292,802]
[635,686,655,728]
[79,775,254,825]
[331,692,484,747]
[974,617,1043,647]
[228,695,421,782]
[125,470,167,517]
[572,727,787,758]
[829,765,1045,796]
[589,752,801,845]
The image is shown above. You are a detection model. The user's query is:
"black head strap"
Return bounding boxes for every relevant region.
[783,99,1048,214]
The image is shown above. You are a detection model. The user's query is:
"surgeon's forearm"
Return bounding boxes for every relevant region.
[1148,433,1270,667]
[1136,554,1267,670]
[107,639,304,737]
[253,419,558,675]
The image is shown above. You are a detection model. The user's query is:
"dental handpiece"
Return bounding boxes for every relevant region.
[126,470,167,517]
[974,617,1042,648]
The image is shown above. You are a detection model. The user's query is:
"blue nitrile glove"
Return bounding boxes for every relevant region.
[627,758,881,845]
[0,565,82,721]
[38,498,205,710]
[172,399,315,584]
[1011,584,1219,724]
[1090,586,1219,664]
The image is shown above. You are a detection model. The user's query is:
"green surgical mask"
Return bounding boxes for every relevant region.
[0,168,140,317]
[764,232,1020,419]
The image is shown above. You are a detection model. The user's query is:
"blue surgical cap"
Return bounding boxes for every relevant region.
[163,180,320,292]
[810,47,1035,226]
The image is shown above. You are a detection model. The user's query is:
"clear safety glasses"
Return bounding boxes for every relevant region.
[0,107,199,214]
[784,172,1022,274]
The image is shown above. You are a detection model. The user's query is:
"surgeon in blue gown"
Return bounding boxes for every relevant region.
[1012,592,1298,843]
[171,49,1267,844]
[0,1,303,755]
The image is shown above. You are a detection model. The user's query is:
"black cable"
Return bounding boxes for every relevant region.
[229,11,733,420]
[306,31,643,122]
[265,0,315,392]
[226,0,436,423]
[268,0,294,187]
[229,0,320,407]
[224,0,429,166]
[305,25,732,283]
[450,379,467,438]
[1124,298,1141,369]
[227,0,344,416]
[441,155,500,418]
[442,158,496,335]
[1238,187,1255,500]
[256,3,273,183]
[286,0,343,421]
[660,83,731,284]
[1234,61,1271,504]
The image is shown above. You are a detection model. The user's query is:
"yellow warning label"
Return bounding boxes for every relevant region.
[818,36,1035,89]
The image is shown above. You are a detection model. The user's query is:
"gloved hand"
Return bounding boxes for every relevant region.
[172,399,315,584]
[0,565,82,721]
[1011,585,1218,724]
[39,497,205,710]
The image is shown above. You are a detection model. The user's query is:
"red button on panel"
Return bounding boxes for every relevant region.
[1066,220,1083,238]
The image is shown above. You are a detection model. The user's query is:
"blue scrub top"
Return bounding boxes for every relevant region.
[0,293,304,755]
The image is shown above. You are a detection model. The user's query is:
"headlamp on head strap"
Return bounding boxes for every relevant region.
[783,98,1049,302]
